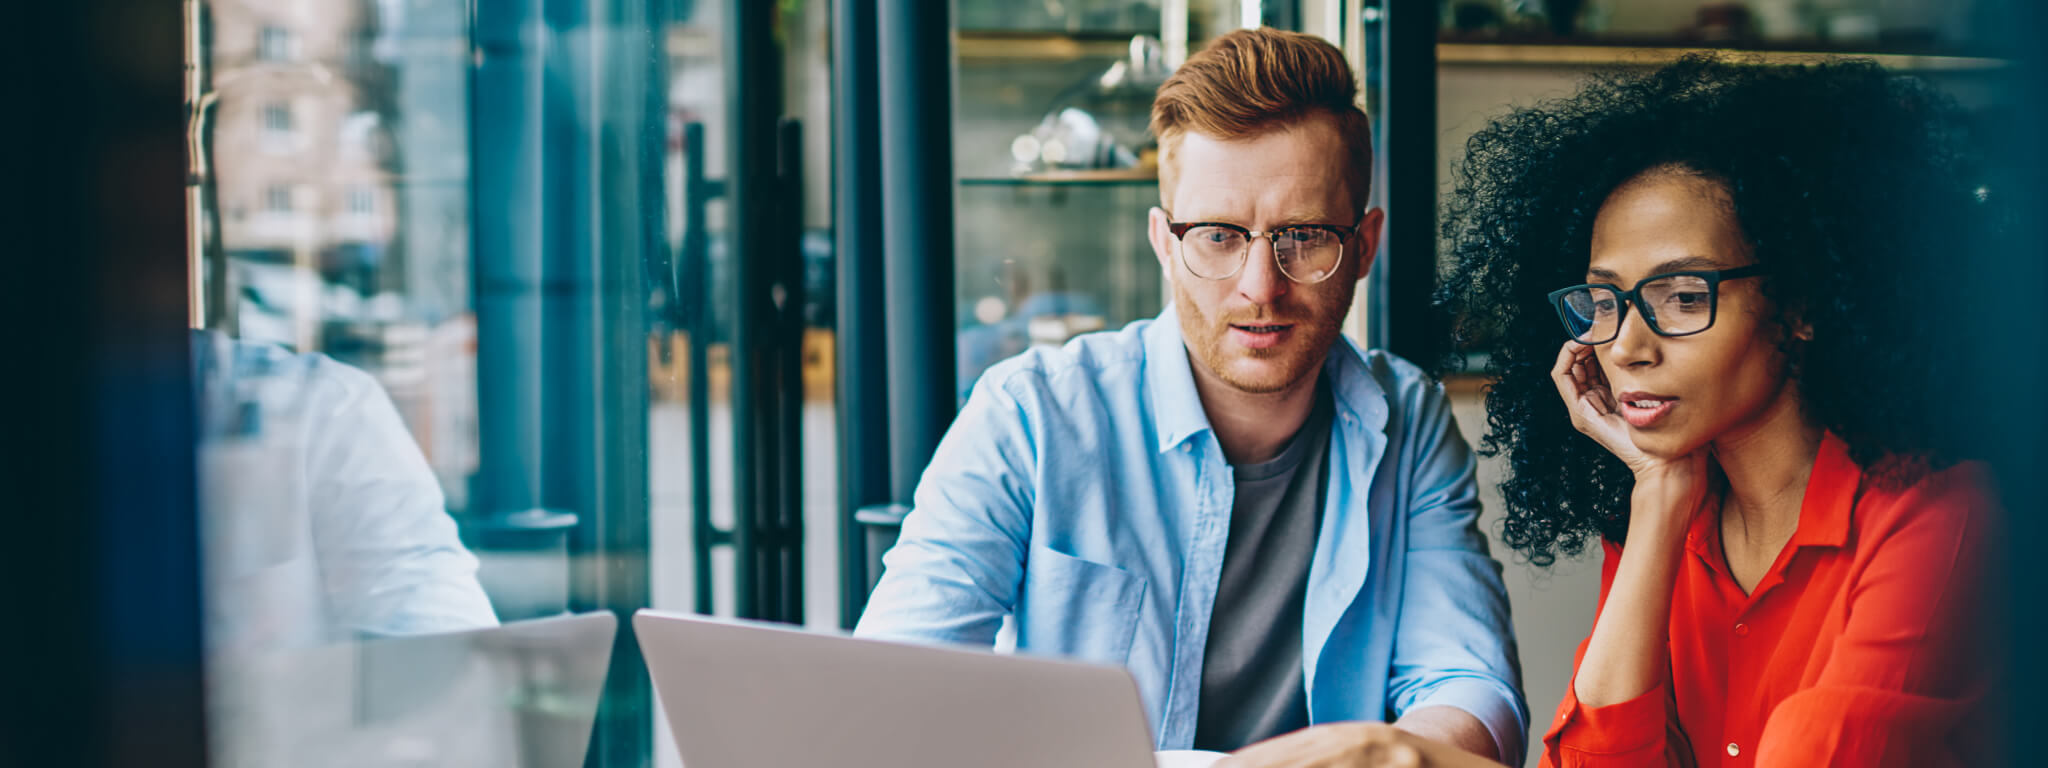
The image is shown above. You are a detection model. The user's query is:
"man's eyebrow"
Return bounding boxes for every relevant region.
[1264,214,1345,229]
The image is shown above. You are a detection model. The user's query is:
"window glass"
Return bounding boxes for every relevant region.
[193,0,663,763]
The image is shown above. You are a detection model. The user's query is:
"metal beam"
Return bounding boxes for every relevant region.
[832,0,890,628]
[877,0,959,507]
[1374,0,1440,366]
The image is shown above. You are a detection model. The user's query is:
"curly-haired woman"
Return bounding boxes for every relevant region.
[1424,56,2006,768]
[1216,55,2006,768]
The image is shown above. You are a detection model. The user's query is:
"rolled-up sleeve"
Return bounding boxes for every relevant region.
[1385,382,1528,764]
[1541,672,1684,768]
[1538,540,1685,768]
[853,374,1038,647]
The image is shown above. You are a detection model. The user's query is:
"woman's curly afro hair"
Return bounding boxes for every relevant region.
[1436,55,1996,566]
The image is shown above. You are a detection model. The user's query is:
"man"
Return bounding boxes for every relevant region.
[195,329,499,652]
[855,28,1524,765]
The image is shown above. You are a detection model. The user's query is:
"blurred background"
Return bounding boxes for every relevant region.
[11,1,2044,767]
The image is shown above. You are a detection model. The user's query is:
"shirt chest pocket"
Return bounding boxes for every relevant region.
[1017,545,1149,664]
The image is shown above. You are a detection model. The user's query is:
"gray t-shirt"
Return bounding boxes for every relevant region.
[1192,385,1334,752]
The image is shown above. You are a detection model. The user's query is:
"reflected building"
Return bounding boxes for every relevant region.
[203,0,479,510]
[198,0,506,651]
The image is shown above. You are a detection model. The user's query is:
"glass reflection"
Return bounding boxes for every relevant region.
[207,613,614,768]
[194,329,498,652]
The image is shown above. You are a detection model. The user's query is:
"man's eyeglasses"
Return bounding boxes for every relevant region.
[1165,219,1358,284]
[1547,265,1768,344]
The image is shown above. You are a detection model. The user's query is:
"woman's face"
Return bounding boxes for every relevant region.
[1585,170,1797,459]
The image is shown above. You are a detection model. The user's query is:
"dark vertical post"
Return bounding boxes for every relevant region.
[772,118,808,623]
[12,0,206,765]
[472,0,546,518]
[1375,0,1439,365]
[877,0,959,508]
[832,0,891,628]
[726,0,785,620]
[681,122,720,613]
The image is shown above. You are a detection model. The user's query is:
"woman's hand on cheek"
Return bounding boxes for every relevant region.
[1549,341,1710,524]
[1549,341,1709,492]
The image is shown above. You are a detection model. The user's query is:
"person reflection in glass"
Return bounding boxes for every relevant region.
[194,329,497,652]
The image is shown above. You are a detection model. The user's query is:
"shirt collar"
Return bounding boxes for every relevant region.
[1788,431,1859,549]
[1684,430,1859,562]
[1143,304,1389,454]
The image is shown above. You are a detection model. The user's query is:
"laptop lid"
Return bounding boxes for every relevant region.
[634,609,1158,768]
[208,611,617,768]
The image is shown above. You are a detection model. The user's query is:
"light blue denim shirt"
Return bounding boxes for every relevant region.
[194,331,499,652]
[855,306,1527,762]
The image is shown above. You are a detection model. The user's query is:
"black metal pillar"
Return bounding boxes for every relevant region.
[1372,0,1439,365]
[725,0,804,623]
[680,122,723,614]
[877,0,959,508]
[832,0,892,628]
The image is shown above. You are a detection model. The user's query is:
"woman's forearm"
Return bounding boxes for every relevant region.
[1571,475,1697,709]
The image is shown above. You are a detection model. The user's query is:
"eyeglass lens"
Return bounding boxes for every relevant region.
[1181,225,1342,283]
[1558,274,1714,343]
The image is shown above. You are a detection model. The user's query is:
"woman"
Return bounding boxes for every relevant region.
[1438,56,2005,767]
[1217,55,2006,768]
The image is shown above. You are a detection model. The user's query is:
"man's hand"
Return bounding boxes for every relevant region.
[1213,722,1508,768]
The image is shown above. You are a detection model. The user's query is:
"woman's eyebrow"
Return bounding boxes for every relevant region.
[1646,256,1725,274]
[1586,255,1726,282]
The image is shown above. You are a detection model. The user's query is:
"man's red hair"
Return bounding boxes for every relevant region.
[1150,27,1374,209]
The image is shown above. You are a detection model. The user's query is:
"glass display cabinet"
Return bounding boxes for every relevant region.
[951,0,1358,396]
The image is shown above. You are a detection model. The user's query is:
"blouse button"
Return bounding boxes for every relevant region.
[1727,742,1741,757]
[1734,623,1750,636]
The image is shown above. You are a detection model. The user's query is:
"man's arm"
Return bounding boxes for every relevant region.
[1383,382,1526,764]
[306,358,498,637]
[852,376,1037,646]
[1392,707,1497,763]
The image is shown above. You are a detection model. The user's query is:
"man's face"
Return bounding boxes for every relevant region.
[1148,116,1382,395]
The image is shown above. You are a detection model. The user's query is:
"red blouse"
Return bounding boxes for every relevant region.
[1539,434,2003,768]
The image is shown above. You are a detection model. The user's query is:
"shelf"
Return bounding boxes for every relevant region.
[957,31,1152,61]
[961,168,1157,187]
[1436,40,2007,71]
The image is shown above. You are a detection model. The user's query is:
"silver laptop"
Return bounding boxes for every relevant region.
[634,609,1164,768]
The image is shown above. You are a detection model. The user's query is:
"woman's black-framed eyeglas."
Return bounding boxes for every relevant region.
[1547,265,1769,344]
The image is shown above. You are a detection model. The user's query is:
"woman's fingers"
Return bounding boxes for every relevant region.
[1554,341,1618,429]
[1551,342,1668,471]
[1551,341,1586,405]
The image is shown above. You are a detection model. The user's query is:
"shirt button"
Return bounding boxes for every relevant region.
[1727,742,1741,757]
[1734,623,1750,636]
